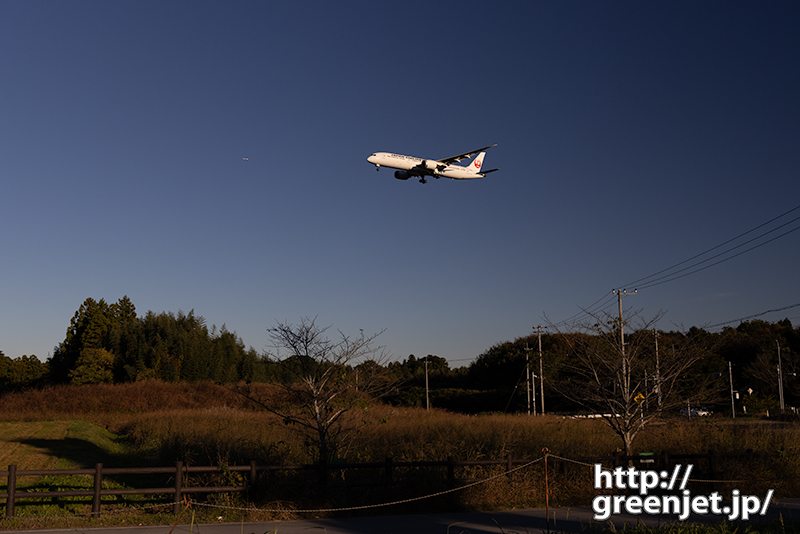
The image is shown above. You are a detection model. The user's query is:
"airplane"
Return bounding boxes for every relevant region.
[367,144,499,184]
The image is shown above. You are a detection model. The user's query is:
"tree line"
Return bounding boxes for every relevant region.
[1,296,798,417]
[393,317,798,416]
[45,296,263,384]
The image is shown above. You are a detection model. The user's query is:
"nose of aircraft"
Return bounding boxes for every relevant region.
[367,154,377,164]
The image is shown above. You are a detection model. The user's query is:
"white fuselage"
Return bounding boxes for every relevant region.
[367,152,481,179]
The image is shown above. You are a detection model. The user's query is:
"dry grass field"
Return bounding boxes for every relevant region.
[1,381,799,527]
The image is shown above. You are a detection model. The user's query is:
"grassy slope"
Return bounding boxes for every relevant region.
[0,420,134,470]
[0,421,71,470]
[0,420,173,529]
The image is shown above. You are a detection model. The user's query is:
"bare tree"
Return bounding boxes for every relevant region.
[550,309,723,455]
[240,317,395,465]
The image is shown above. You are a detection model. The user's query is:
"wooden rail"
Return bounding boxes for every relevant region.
[0,456,533,518]
[0,450,769,518]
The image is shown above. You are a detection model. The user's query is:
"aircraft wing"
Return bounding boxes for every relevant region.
[437,144,497,166]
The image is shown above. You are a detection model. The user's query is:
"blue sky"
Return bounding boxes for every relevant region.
[2,1,799,365]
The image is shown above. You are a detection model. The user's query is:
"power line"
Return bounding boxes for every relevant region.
[557,292,616,326]
[553,203,800,327]
[624,204,800,289]
[707,302,800,330]
[635,215,800,289]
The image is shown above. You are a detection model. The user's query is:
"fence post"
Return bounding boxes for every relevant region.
[6,465,16,518]
[384,457,394,485]
[707,449,716,493]
[447,456,455,484]
[506,455,513,480]
[173,461,183,515]
[248,460,257,501]
[92,463,103,518]
[543,449,550,532]
[317,460,328,487]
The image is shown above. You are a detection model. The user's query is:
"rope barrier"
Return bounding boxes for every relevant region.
[6,452,797,520]
[188,456,546,515]
[2,456,546,519]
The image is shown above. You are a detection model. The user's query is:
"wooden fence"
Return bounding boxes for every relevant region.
[0,456,530,518]
[0,450,770,518]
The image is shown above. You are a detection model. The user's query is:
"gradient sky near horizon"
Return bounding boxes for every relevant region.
[2,1,799,365]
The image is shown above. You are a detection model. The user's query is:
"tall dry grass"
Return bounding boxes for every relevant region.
[2,382,799,513]
[0,383,619,464]
[349,408,619,461]
[0,381,268,420]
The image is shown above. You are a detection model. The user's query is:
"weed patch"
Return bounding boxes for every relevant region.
[1,383,799,523]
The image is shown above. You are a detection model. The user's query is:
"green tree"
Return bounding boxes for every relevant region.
[468,341,527,392]
[0,352,49,390]
[237,347,265,382]
[0,350,8,383]
[52,296,270,385]
[50,298,112,382]
[210,326,246,383]
[138,311,187,381]
[718,319,800,408]
[108,296,140,380]
[68,348,115,385]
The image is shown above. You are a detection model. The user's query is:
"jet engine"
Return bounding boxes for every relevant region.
[394,170,412,180]
[421,160,440,171]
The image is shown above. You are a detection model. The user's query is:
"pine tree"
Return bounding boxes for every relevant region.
[50,298,112,382]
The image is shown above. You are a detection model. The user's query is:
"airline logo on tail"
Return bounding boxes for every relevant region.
[469,152,486,172]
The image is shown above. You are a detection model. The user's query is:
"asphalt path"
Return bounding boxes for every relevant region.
[3,500,799,534]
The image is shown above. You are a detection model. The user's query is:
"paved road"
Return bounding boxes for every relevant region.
[2,499,799,534]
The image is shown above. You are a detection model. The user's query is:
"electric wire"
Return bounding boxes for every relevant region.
[556,292,616,327]
[706,302,800,330]
[635,214,800,290]
[624,204,800,289]
[503,363,528,413]
[551,203,800,329]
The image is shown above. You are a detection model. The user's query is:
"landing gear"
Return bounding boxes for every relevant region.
[375,165,380,171]
[419,177,427,184]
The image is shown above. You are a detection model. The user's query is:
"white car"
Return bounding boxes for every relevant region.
[680,407,711,416]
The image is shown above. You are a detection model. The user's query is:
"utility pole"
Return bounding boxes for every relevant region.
[525,344,533,415]
[529,345,538,415]
[613,289,636,396]
[613,289,637,356]
[537,325,545,415]
[654,330,662,407]
[777,341,785,414]
[425,358,430,411]
[729,361,736,418]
